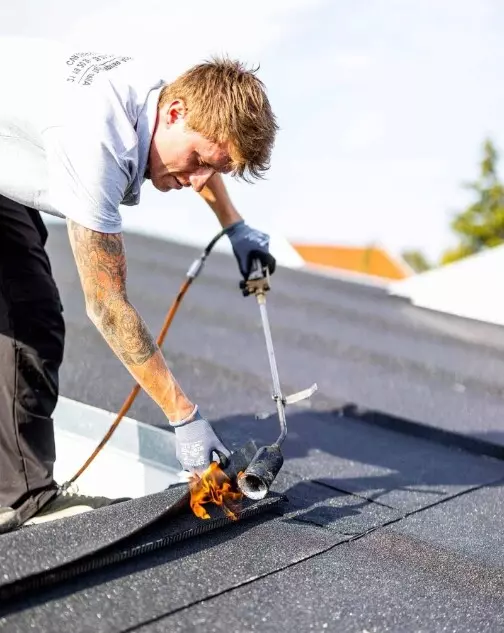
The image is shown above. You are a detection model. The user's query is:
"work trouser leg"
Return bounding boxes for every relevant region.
[0,195,65,522]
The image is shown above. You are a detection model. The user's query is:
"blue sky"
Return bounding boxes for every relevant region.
[1,0,503,261]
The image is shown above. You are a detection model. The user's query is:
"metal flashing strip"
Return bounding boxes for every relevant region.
[53,397,181,499]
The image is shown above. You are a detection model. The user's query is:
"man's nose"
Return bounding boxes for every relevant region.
[189,168,215,192]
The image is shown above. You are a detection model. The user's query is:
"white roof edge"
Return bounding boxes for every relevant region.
[388,245,504,327]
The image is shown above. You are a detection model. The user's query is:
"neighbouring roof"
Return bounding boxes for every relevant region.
[390,243,504,326]
[292,243,413,280]
[2,225,504,632]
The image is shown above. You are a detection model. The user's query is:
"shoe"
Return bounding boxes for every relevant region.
[24,489,131,526]
[0,507,21,534]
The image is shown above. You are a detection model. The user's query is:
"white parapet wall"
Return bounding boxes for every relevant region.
[389,245,504,327]
[53,397,182,499]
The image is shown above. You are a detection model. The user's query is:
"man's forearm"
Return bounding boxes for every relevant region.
[92,298,195,423]
[66,219,194,424]
[199,173,243,228]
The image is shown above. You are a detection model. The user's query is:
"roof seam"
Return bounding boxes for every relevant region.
[121,529,354,633]
[279,465,399,510]
[126,485,491,633]
[310,478,398,510]
[366,479,504,538]
[127,487,484,633]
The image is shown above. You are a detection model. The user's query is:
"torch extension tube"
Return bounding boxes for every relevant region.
[257,293,287,446]
[237,261,317,500]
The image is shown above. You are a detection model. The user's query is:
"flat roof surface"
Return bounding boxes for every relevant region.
[2,225,504,632]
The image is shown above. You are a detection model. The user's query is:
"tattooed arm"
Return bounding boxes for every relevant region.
[67,220,195,423]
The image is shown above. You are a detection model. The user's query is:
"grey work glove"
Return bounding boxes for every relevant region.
[173,408,230,473]
[226,220,276,279]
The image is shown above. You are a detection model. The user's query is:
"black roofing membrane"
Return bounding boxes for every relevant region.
[0,487,188,595]
[0,515,344,633]
[0,492,284,606]
[48,226,504,448]
[216,409,504,512]
[14,226,503,632]
[390,482,504,567]
[0,441,269,601]
[148,528,504,633]
[271,468,402,534]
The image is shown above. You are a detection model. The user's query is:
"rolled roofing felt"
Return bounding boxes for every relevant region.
[0,441,285,605]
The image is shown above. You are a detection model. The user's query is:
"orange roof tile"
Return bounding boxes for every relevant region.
[292,244,412,281]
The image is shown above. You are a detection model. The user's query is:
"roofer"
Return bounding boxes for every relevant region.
[0,37,278,532]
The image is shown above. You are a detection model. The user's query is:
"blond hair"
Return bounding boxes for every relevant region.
[158,56,278,181]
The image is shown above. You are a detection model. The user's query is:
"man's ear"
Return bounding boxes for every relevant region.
[165,99,187,126]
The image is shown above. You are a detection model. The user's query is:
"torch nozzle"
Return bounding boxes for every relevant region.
[237,444,284,500]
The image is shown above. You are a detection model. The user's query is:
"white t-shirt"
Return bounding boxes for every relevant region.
[0,37,166,233]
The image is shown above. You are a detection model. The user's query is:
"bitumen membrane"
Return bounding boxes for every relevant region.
[2,225,504,632]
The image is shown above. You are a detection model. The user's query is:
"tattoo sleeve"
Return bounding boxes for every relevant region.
[67,220,157,366]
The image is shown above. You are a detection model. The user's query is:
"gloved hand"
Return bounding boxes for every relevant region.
[226,220,276,279]
[173,407,230,473]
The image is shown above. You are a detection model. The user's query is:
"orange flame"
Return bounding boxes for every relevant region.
[189,462,243,521]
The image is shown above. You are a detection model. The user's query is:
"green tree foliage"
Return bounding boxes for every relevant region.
[402,249,431,273]
[441,139,504,265]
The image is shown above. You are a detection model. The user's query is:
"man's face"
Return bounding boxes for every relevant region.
[148,100,232,193]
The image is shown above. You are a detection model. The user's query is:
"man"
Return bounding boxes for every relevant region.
[0,37,278,531]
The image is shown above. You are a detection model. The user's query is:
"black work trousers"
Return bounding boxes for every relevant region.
[0,195,64,521]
